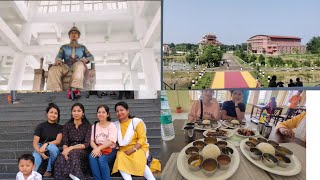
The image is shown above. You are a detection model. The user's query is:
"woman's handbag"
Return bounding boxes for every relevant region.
[94,121,112,155]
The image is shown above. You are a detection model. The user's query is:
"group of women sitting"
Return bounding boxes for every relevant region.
[32,102,160,180]
[188,89,246,123]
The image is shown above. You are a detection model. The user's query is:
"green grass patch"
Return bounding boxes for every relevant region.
[192,72,214,89]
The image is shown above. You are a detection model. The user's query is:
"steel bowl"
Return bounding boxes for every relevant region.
[204,137,218,144]
[249,137,259,145]
[201,158,218,176]
[216,141,228,149]
[249,147,262,160]
[262,153,278,168]
[188,154,203,171]
[275,146,293,158]
[193,141,206,151]
[275,153,291,168]
[257,137,268,143]
[244,141,256,151]
[221,147,234,157]
[267,140,279,147]
[185,146,200,158]
[217,154,231,170]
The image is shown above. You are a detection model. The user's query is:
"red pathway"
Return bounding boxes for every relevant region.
[224,72,248,88]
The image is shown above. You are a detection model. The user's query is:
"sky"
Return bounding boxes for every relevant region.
[163,0,320,45]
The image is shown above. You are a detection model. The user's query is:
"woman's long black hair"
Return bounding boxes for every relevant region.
[70,103,90,124]
[115,101,135,119]
[96,104,111,121]
[46,103,60,123]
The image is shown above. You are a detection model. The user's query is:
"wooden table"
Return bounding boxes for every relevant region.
[161,120,306,180]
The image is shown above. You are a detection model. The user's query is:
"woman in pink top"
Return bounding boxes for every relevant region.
[188,89,221,122]
[89,104,118,180]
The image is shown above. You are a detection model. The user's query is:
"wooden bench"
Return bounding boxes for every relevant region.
[33,58,96,91]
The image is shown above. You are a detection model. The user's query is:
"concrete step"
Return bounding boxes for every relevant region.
[0,145,161,160]
[0,136,161,149]
[0,173,160,180]
[0,127,160,139]
[0,119,160,128]
[0,126,161,136]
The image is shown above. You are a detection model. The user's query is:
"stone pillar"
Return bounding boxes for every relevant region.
[7,53,26,90]
[140,48,160,90]
[33,57,45,91]
[130,71,139,90]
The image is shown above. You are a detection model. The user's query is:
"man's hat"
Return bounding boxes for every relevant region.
[68,26,81,36]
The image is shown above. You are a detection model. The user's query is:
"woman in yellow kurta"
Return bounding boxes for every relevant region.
[112,101,160,180]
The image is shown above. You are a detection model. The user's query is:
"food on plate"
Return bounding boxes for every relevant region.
[231,120,239,125]
[202,120,210,125]
[191,159,202,166]
[206,129,228,137]
[237,128,255,136]
[201,144,221,159]
[257,142,275,155]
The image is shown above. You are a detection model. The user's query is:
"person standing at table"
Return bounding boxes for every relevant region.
[276,112,306,141]
[221,90,246,123]
[287,90,303,118]
[188,89,221,122]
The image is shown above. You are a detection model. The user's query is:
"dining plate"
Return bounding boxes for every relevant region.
[239,138,302,176]
[176,138,240,180]
[234,128,259,138]
[221,120,249,129]
[194,121,221,131]
[203,129,234,138]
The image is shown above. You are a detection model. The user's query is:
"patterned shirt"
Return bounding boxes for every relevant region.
[16,171,42,180]
[55,41,94,68]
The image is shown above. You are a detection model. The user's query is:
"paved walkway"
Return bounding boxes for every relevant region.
[211,71,256,88]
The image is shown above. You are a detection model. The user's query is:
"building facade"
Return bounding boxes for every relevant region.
[247,35,306,55]
[199,33,221,47]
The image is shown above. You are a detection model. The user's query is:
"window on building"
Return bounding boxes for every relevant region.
[257,90,271,105]
[38,1,58,13]
[106,1,127,10]
[84,1,103,11]
[283,90,299,106]
[61,1,80,12]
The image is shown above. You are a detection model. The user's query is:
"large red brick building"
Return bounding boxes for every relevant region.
[247,35,306,55]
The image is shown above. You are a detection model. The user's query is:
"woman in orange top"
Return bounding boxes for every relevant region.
[286,90,303,117]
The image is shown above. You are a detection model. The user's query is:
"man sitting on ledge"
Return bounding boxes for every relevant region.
[47,26,94,91]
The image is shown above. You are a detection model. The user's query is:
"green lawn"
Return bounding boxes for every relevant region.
[251,70,320,87]
[163,71,214,89]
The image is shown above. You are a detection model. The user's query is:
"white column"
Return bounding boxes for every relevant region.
[19,22,33,45]
[141,48,160,90]
[130,71,139,90]
[8,53,27,90]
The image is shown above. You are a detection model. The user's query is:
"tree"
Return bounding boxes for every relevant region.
[198,45,223,66]
[314,60,320,66]
[250,55,257,63]
[302,61,311,67]
[258,54,265,63]
[185,52,196,64]
[306,36,320,54]
[169,43,175,49]
[292,61,298,68]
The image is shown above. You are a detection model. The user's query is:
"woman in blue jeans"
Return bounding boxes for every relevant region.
[32,103,63,177]
[89,105,118,180]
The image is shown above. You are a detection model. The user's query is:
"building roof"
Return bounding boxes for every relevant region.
[249,35,302,40]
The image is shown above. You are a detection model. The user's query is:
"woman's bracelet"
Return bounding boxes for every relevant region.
[133,147,138,152]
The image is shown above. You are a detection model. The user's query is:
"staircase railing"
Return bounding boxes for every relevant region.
[163,82,175,90]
